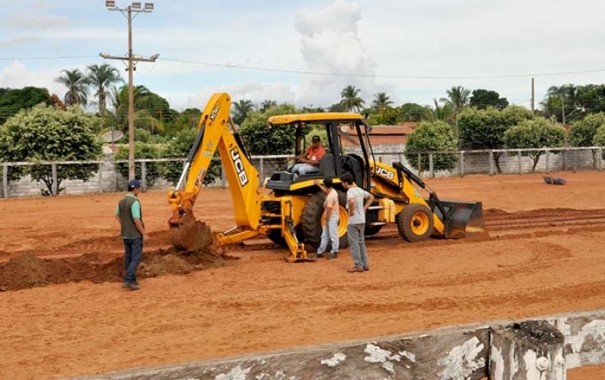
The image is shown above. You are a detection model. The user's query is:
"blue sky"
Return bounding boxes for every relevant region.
[1,0,605,112]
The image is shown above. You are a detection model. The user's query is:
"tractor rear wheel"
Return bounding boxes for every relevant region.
[301,191,349,252]
[397,204,434,242]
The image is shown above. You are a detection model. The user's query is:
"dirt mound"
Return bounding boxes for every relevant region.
[0,248,225,292]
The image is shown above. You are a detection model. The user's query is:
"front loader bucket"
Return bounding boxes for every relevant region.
[437,200,487,239]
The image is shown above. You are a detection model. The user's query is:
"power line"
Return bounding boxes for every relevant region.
[161,57,605,80]
[0,55,98,61]
[3,54,605,80]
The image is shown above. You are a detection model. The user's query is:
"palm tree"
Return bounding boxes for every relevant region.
[430,99,454,122]
[340,85,365,112]
[260,100,277,112]
[55,69,88,106]
[86,64,123,116]
[371,92,393,111]
[232,99,254,125]
[112,85,153,131]
[440,86,470,115]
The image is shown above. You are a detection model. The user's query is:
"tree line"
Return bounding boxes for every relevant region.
[1,63,605,194]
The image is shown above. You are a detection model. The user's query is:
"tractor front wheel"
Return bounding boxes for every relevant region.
[397,204,434,242]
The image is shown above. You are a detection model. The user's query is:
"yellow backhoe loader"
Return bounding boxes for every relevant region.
[168,92,484,262]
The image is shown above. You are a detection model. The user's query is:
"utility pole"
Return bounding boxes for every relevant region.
[531,77,535,113]
[100,1,159,181]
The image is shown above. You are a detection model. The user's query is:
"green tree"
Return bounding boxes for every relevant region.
[160,128,221,186]
[86,64,122,116]
[260,100,277,112]
[368,106,399,125]
[569,113,605,147]
[340,85,365,112]
[0,104,102,195]
[232,99,255,125]
[398,103,432,122]
[593,124,605,159]
[111,85,169,134]
[0,87,52,125]
[239,103,299,156]
[55,69,88,106]
[168,108,201,134]
[441,86,470,116]
[429,98,454,123]
[405,121,458,171]
[470,89,509,110]
[458,106,533,172]
[569,113,605,167]
[115,142,161,187]
[504,118,566,171]
[371,92,393,111]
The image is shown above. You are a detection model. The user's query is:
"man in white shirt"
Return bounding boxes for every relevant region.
[341,172,374,272]
[314,177,339,259]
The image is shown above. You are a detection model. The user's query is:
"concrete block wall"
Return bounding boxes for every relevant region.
[77,308,605,380]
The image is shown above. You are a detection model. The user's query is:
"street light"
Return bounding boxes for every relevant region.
[100,2,158,181]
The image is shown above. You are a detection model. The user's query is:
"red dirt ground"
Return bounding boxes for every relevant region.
[1,172,605,379]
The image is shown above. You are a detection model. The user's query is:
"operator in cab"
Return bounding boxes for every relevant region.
[290,135,326,178]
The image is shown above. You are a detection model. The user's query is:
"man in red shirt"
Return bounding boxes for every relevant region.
[291,135,326,177]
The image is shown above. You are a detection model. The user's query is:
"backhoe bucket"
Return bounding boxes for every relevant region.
[437,200,486,239]
[171,211,213,252]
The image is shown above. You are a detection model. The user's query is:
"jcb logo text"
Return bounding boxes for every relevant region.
[230,148,249,186]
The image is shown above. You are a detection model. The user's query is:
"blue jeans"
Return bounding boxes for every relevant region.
[347,223,367,269]
[291,163,318,176]
[317,214,339,255]
[123,237,143,284]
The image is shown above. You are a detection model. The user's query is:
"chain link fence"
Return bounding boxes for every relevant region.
[1,147,604,198]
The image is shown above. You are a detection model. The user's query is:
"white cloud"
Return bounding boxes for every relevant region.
[7,14,70,29]
[295,0,384,107]
[0,61,70,98]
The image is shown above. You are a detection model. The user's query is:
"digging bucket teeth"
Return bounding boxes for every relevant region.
[437,200,487,239]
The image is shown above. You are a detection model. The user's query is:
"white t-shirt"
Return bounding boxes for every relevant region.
[324,188,339,217]
[347,186,371,224]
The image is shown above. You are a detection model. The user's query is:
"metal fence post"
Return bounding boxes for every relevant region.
[459,151,465,177]
[489,150,494,175]
[417,154,422,177]
[518,150,522,174]
[259,157,264,184]
[573,149,577,173]
[545,149,550,173]
[599,147,603,171]
[2,163,7,199]
[51,163,58,196]
[221,161,226,188]
[98,162,103,193]
[429,153,434,178]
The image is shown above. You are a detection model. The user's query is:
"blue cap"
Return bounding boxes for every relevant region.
[127,179,141,191]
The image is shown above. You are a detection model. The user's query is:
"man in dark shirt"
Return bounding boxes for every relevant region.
[115,179,148,290]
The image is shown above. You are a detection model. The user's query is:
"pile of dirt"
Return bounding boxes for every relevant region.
[0,248,226,291]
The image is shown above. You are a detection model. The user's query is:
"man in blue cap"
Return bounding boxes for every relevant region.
[115,179,147,290]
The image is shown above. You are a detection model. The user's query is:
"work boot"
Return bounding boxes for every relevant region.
[124,283,140,291]
[347,267,364,273]
[327,252,338,260]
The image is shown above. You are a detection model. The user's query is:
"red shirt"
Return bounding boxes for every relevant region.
[304,145,326,164]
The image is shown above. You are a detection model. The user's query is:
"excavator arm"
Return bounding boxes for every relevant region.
[168,93,262,250]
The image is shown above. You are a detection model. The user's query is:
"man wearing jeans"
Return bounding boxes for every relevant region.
[115,179,147,290]
[341,172,374,273]
[314,177,339,259]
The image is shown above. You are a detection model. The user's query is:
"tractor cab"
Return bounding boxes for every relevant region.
[264,113,373,192]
